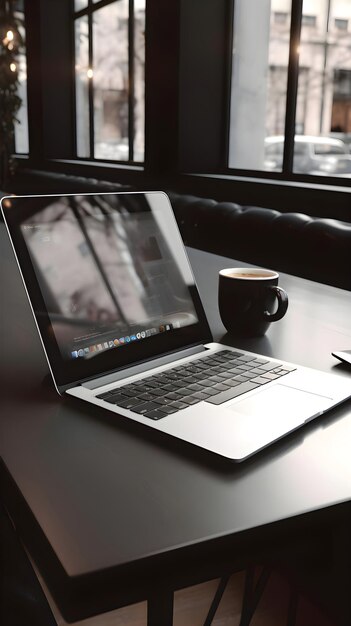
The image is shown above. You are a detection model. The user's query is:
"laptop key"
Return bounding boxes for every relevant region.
[223,379,242,387]
[232,375,248,383]
[261,372,282,380]
[96,391,114,399]
[193,391,212,400]
[228,367,246,375]
[120,387,139,397]
[132,401,161,414]
[193,362,211,370]
[208,375,226,384]
[100,392,128,404]
[191,372,206,381]
[206,381,260,405]
[137,392,157,402]
[251,376,270,385]
[212,382,231,392]
[159,405,179,415]
[254,362,277,371]
[115,397,145,410]
[153,396,174,406]
[181,396,201,405]
[144,409,168,420]
[197,378,217,388]
[238,371,257,380]
[168,400,188,410]
[163,384,178,392]
[198,387,221,396]
[132,380,144,387]
[185,375,199,385]
[172,380,189,388]
[142,380,160,389]
[185,366,202,373]
[165,392,184,401]
[187,383,204,392]
[151,388,170,397]
[249,367,268,375]
[216,371,237,379]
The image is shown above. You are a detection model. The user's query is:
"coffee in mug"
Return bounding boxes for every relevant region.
[218,267,288,337]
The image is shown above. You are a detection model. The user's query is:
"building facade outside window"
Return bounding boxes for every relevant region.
[8,0,29,154]
[74,0,145,162]
[229,0,351,178]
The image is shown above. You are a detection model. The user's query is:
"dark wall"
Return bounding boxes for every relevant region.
[178,0,231,171]
[25,0,74,160]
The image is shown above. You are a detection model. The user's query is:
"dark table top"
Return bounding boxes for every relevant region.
[1,224,350,620]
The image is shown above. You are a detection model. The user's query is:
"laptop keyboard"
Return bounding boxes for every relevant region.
[96,350,296,421]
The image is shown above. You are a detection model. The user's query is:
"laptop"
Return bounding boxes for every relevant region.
[1,191,350,461]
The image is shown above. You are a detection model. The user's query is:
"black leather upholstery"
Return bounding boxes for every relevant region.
[6,170,350,290]
[168,192,351,290]
[8,169,128,195]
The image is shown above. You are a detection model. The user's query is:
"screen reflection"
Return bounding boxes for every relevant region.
[20,193,198,360]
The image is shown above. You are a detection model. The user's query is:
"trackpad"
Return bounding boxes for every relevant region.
[228,384,332,432]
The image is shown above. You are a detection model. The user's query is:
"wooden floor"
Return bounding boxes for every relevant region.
[36,565,337,626]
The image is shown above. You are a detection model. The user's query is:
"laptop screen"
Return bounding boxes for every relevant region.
[2,192,212,388]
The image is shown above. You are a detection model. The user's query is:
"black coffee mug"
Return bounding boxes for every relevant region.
[218,268,288,337]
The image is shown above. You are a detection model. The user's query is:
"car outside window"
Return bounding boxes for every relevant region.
[313,143,346,156]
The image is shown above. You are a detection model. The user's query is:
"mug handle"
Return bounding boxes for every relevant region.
[263,286,288,322]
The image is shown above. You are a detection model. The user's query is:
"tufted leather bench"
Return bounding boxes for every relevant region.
[168,192,351,290]
[6,170,350,290]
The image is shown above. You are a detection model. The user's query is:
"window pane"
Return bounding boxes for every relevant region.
[75,16,90,158]
[14,51,29,153]
[229,0,292,171]
[274,11,289,25]
[14,4,29,154]
[301,14,317,27]
[334,18,348,30]
[133,0,145,162]
[93,1,129,161]
[74,0,88,11]
[294,0,351,177]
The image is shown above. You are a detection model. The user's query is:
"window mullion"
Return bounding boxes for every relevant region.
[128,0,135,161]
[88,1,94,158]
[282,0,303,174]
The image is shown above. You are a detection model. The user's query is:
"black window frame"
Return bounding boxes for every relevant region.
[221,0,351,189]
[73,0,141,164]
[223,0,302,177]
[15,0,351,222]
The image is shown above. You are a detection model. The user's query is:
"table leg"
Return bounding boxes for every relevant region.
[239,565,272,626]
[147,588,174,626]
[331,521,351,626]
[203,574,231,626]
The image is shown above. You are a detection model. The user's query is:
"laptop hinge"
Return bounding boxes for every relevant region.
[81,345,207,391]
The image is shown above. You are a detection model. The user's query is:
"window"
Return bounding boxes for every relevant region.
[334,18,348,31]
[274,11,289,25]
[74,0,145,162]
[228,0,351,179]
[2,0,29,154]
[301,15,317,27]
[12,0,350,215]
